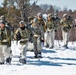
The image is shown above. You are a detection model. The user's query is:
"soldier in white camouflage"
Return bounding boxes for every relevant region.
[36,13,46,43]
[31,14,46,58]
[60,14,73,48]
[45,13,58,49]
[14,21,30,64]
[32,13,46,58]
[0,20,12,64]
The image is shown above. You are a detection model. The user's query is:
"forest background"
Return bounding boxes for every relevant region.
[0,0,76,41]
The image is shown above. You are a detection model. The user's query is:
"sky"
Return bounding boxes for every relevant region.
[0,0,3,5]
[36,0,76,11]
[0,0,76,11]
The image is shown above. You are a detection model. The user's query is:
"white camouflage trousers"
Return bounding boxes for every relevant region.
[0,45,12,63]
[46,29,55,48]
[19,41,29,59]
[62,30,70,46]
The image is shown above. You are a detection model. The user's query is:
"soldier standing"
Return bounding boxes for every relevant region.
[31,18,43,58]
[14,21,29,64]
[31,13,46,58]
[45,13,57,49]
[60,14,73,48]
[36,13,46,45]
[0,21,12,64]
[54,13,61,46]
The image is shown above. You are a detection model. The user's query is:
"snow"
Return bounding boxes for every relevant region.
[0,40,76,75]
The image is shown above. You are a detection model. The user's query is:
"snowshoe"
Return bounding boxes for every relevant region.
[33,55,42,58]
[0,62,4,65]
[63,45,68,49]
[38,53,42,58]
[6,57,12,64]
[46,44,49,48]
[19,58,26,64]
[34,55,38,58]
[49,46,54,49]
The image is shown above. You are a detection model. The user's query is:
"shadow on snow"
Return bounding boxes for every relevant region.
[27,49,76,66]
[42,49,56,53]
[11,49,76,66]
[27,59,62,66]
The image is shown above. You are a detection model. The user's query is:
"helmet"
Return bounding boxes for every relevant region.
[75,19,76,22]
[54,13,58,17]
[0,20,5,24]
[47,13,52,18]
[19,21,25,25]
[0,15,5,20]
[75,19,76,24]
[63,14,68,18]
[37,13,42,17]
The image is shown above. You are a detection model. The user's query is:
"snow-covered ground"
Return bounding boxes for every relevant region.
[0,40,76,75]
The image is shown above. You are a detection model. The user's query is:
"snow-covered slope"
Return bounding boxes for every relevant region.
[0,41,76,75]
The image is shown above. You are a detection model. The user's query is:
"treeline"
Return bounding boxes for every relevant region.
[0,0,76,41]
[0,0,76,27]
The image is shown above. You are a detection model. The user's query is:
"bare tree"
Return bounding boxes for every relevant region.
[6,0,30,22]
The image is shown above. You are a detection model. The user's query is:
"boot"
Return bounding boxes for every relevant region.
[6,57,12,64]
[38,52,42,58]
[63,45,68,49]
[19,58,26,64]
[49,46,54,49]
[46,44,49,48]
[34,55,38,58]
[0,62,4,65]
